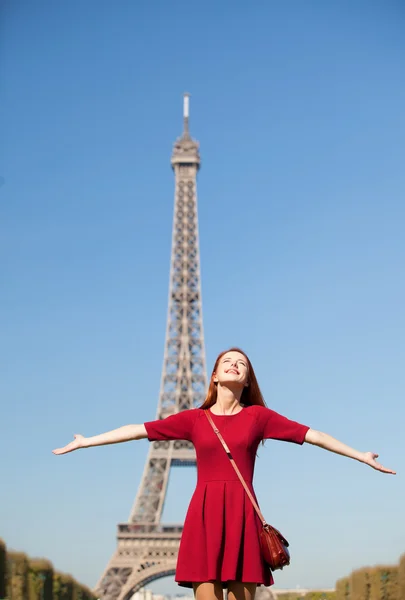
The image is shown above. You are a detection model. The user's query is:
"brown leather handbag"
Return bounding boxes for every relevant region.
[204,410,290,572]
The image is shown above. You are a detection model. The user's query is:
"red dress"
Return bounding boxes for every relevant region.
[144,404,309,589]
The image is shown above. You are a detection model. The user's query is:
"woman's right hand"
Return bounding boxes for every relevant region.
[52,434,87,455]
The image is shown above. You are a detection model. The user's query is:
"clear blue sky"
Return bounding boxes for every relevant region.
[1,0,404,595]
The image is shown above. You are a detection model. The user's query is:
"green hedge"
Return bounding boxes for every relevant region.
[72,583,96,600]
[53,573,74,600]
[276,593,335,600]
[349,567,370,600]
[398,554,405,600]
[0,543,97,600]
[8,552,29,600]
[53,572,97,600]
[0,539,7,600]
[28,559,54,600]
[368,565,398,600]
[336,564,401,600]
[335,577,350,600]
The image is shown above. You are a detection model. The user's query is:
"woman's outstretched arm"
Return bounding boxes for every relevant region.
[52,424,148,455]
[304,429,396,474]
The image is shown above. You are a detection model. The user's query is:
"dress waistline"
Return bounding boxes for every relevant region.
[198,478,253,484]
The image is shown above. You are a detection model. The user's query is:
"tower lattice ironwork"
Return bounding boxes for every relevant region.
[95,95,207,600]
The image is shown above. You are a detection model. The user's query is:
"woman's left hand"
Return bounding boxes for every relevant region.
[363,452,396,474]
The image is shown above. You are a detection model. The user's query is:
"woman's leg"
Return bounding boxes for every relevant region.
[227,582,257,600]
[192,582,224,600]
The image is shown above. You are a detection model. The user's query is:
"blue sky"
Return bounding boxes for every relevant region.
[1,0,404,595]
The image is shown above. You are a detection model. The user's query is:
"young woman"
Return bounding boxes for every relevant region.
[53,348,395,600]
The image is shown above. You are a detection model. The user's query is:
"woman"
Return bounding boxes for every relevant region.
[53,348,395,600]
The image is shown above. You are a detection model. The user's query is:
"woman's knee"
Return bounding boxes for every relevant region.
[227,581,257,600]
[192,581,224,600]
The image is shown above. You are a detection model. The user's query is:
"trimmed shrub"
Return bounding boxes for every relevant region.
[0,539,7,600]
[53,573,74,600]
[1,545,97,600]
[335,577,350,600]
[72,583,83,600]
[86,588,97,600]
[350,568,370,600]
[8,553,29,600]
[368,565,398,600]
[398,554,405,600]
[28,560,54,600]
[73,581,98,600]
[72,584,97,600]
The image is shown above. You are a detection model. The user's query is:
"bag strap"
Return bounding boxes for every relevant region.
[204,409,267,526]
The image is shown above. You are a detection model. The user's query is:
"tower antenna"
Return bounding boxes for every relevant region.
[183,92,190,135]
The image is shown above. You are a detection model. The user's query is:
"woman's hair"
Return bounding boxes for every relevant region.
[199,347,267,409]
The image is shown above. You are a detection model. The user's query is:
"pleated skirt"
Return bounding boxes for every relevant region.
[175,480,273,588]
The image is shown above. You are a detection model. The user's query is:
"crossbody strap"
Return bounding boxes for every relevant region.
[204,409,267,526]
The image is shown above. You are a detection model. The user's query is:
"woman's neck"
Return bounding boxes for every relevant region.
[212,384,244,415]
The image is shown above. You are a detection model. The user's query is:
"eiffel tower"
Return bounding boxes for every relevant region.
[95,95,207,600]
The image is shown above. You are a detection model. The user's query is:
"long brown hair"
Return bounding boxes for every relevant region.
[199,347,268,409]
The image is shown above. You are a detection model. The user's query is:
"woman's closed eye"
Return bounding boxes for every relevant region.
[223,358,247,367]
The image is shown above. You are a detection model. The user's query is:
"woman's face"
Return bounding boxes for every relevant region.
[213,351,249,388]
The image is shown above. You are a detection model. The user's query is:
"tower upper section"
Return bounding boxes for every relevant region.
[171,93,200,170]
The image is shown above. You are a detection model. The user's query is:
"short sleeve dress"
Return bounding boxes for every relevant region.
[144,404,309,589]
